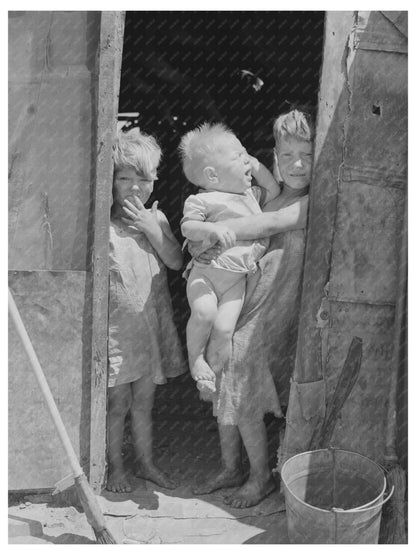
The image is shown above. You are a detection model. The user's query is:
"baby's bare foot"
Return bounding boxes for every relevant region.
[136,463,177,490]
[223,475,276,509]
[191,357,215,383]
[196,378,216,402]
[192,468,244,495]
[106,466,132,493]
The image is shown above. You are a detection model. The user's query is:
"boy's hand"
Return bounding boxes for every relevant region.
[208,225,236,250]
[122,196,160,234]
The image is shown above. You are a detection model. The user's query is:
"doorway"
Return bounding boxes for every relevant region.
[116,10,324,486]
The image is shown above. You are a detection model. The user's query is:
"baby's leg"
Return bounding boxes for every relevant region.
[206,276,246,375]
[186,272,218,388]
[106,383,132,493]
[130,374,176,489]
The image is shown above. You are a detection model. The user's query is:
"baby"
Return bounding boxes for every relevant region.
[179,122,280,397]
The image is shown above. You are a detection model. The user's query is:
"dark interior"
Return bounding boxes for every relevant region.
[117,11,325,474]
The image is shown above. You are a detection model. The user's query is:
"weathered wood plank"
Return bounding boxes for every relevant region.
[293,11,355,383]
[88,11,125,491]
[284,11,407,467]
[8,12,100,271]
[8,271,89,490]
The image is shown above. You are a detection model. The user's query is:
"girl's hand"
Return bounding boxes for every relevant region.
[122,196,160,234]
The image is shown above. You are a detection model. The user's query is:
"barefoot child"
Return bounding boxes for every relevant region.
[106,126,186,493]
[188,109,314,508]
[179,123,280,398]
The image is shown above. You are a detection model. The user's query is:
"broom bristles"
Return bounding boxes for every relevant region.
[95,528,117,544]
[75,474,117,544]
[382,465,407,544]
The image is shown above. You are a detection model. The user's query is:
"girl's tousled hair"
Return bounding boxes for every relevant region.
[114,127,162,179]
[273,109,315,146]
[178,122,236,185]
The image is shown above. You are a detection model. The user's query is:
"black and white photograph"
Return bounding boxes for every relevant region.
[7,7,408,545]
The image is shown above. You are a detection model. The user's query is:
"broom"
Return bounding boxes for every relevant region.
[380,199,407,544]
[8,289,116,544]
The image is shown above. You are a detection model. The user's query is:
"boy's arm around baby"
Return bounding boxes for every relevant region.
[188,195,309,261]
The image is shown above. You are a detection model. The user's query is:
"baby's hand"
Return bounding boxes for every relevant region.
[195,243,223,264]
[209,225,236,250]
[248,154,260,175]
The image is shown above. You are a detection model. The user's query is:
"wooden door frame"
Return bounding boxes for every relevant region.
[89,11,125,491]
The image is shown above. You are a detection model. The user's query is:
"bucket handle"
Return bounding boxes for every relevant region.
[332,484,394,513]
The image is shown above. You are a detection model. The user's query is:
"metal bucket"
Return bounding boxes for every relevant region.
[281,449,393,544]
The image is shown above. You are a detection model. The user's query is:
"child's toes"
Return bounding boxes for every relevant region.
[197,379,216,392]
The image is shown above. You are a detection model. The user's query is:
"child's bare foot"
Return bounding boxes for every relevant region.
[198,389,214,402]
[223,475,276,508]
[106,466,132,493]
[191,357,216,383]
[192,467,244,495]
[136,463,177,490]
[196,378,216,402]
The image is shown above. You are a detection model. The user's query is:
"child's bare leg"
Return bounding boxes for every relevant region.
[106,383,132,493]
[206,277,245,375]
[224,418,276,508]
[193,424,244,494]
[130,374,176,489]
[186,274,218,392]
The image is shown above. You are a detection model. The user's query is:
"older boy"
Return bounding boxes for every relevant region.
[189,110,314,509]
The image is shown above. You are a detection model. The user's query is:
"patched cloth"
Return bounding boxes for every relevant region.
[108,218,186,387]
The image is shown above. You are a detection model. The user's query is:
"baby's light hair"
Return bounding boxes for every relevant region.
[178,122,236,186]
[114,127,162,180]
[273,109,315,147]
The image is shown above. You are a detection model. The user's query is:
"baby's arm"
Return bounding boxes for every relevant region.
[181,194,237,251]
[249,155,280,205]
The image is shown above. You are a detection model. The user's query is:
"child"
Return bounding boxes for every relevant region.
[188,109,314,509]
[179,123,280,398]
[106,126,186,493]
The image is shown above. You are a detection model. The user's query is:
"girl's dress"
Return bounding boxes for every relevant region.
[213,195,306,424]
[108,218,186,387]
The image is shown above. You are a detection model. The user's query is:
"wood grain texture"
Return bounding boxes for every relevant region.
[88,11,125,491]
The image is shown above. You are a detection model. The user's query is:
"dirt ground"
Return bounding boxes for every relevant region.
[8,483,288,544]
[9,377,289,544]
[8,375,401,544]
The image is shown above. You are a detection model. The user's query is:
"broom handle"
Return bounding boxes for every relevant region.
[8,289,84,479]
[385,198,407,463]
